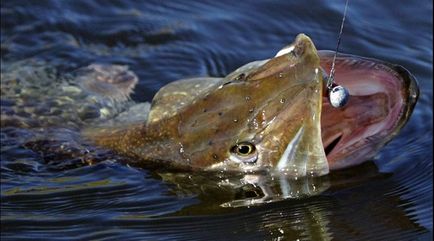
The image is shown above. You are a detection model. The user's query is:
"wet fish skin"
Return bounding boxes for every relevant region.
[87,34,329,177]
[85,34,419,177]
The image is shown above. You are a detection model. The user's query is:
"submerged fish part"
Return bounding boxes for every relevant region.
[1,60,137,129]
[87,34,329,177]
[74,64,138,102]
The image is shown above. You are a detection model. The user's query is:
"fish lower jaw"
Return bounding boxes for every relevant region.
[274,163,329,179]
[205,160,271,174]
[272,126,329,178]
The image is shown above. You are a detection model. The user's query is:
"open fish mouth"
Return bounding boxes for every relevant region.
[319,51,419,170]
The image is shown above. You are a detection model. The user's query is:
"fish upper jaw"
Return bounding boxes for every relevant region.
[202,34,329,178]
[258,35,329,177]
[256,66,329,177]
[247,33,320,82]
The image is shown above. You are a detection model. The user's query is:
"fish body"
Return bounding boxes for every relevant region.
[86,34,419,177]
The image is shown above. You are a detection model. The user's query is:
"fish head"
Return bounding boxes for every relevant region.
[168,34,328,176]
[144,35,418,176]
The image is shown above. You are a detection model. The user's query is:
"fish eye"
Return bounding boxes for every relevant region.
[231,142,256,156]
[229,142,258,164]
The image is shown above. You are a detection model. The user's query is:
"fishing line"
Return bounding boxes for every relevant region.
[327,0,350,108]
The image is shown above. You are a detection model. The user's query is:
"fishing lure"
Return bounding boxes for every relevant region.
[327,0,350,108]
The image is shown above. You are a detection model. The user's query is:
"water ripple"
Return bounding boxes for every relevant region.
[1,0,432,240]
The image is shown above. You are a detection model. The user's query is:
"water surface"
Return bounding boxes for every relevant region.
[1,0,432,240]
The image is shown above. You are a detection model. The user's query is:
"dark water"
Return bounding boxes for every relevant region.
[1,0,432,240]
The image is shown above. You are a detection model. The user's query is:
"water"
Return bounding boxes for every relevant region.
[1,0,432,240]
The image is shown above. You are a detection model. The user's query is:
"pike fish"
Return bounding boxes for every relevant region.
[85,34,418,177]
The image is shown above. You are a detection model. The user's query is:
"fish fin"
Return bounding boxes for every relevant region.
[147,77,221,124]
[74,64,138,102]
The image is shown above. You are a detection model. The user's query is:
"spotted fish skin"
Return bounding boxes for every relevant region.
[86,34,330,177]
[81,34,418,177]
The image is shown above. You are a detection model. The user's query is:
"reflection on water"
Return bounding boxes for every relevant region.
[1,0,432,240]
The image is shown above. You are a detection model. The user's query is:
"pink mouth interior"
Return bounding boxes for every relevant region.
[318,52,417,170]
